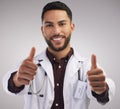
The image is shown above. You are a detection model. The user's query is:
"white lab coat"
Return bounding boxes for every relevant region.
[2,49,115,109]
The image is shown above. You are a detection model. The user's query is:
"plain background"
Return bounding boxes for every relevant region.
[0,0,120,109]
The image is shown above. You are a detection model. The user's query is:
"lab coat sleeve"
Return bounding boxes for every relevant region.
[106,78,115,101]
[2,62,29,96]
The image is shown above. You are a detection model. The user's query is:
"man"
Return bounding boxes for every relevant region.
[3,1,115,109]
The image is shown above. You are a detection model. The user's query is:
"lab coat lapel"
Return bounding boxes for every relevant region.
[37,51,54,88]
[66,52,85,78]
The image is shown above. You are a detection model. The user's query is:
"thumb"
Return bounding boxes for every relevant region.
[91,54,97,69]
[28,47,36,61]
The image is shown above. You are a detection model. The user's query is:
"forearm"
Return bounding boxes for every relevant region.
[92,84,109,104]
[8,72,25,94]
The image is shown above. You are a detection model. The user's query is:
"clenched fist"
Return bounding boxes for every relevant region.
[13,47,38,87]
[87,54,107,94]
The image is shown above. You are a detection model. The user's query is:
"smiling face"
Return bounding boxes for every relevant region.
[41,10,75,52]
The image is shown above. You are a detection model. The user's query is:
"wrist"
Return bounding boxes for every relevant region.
[13,72,23,87]
[8,72,25,93]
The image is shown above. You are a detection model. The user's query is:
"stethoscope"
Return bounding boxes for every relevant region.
[28,60,84,97]
[28,60,47,97]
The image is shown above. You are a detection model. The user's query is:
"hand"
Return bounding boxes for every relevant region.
[87,54,107,94]
[13,47,38,87]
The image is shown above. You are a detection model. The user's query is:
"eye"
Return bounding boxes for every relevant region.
[59,22,66,26]
[45,23,53,28]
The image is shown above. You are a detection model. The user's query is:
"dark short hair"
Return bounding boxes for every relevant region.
[41,1,72,22]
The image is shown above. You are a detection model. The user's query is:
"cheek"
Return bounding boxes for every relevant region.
[45,28,54,35]
[42,29,50,38]
[64,28,72,35]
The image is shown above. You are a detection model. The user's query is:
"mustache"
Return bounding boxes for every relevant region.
[50,35,66,40]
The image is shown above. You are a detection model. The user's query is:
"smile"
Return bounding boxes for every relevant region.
[52,37,63,41]
[51,35,65,42]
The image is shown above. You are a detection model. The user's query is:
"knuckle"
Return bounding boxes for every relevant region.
[25,81,30,85]
[31,76,34,80]
[90,82,93,86]
[22,60,28,65]
[99,68,103,72]
[88,76,91,81]
[87,70,90,75]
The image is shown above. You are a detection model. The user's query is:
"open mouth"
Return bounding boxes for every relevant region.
[51,35,65,41]
[52,37,63,41]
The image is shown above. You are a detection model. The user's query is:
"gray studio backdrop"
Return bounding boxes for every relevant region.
[0,0,120,109]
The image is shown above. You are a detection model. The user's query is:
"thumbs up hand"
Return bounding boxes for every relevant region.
[27,47,36,61]
[13,47,38,87]
[87,54,107,94]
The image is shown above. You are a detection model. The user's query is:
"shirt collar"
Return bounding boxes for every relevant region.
[46,48,74,64]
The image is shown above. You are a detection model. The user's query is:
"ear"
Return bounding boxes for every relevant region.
[41,26,44,36]
[41,26,43,33]
[71,23,75,31]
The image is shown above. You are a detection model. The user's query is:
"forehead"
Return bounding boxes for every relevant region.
[42,10,70,23]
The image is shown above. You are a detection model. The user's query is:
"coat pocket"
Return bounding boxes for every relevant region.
[74,81,87,99]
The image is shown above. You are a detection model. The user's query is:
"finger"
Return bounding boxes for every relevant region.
[19,73,34,81]
[87,68,103,76]
[19,67,37,76]
[92,87,107,92]
[28,47,36,61]
[88,74,105,82]
[91,54,97,70]
[22,60,38,70]
[90,81,106,87]
[18,78,30,85]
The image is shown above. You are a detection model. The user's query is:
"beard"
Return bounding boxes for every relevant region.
[44,34,71,52]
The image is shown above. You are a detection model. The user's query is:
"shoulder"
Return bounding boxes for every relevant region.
[34,50,47,63]
[73,48,89,62]
[72,48,91,70]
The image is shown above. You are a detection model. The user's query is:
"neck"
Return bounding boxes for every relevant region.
[48,44,71,60]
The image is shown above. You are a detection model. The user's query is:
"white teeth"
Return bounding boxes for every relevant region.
[53,37,62,41]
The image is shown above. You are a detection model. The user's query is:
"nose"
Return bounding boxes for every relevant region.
[53,25,61,35]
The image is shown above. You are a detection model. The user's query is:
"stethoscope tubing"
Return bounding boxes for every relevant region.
[28,60,83,96]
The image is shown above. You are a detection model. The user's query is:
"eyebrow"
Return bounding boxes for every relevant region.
[44,20,67,24]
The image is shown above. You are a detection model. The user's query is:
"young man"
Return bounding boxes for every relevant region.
[3,1,115,109]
